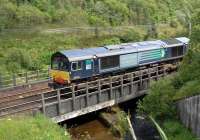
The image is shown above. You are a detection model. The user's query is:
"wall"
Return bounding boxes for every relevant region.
[177,95,200,137]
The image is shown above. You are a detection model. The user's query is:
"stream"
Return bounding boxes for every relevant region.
[65,96,160,140]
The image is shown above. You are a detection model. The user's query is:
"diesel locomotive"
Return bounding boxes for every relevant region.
[50,37,189,86]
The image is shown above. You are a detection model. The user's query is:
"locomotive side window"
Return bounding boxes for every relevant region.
[100,55,119,70]
[178,46,183,56]
[71,61,82,71]
[171,46,184,57]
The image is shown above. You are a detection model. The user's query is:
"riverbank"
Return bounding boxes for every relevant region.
[66,96,161,140]
[138,76,198,140]
[66,109,120,140]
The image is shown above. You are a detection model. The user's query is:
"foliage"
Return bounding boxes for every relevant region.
[0,115,70,140]
[108,110,129,137]
[138,7,200,139]
[119,29,141,42]
[0,0,196,28]
[115,111,129,137]
[99,37,121,45]
[162,119,197,140]
[190,7,200,43]
[16,4,47,26]
[0,0,198,73]
[138,0,200,118]
[174,80,200,100]
[138,77,176,120]
[5,48,32,72]
[149,116,168,140]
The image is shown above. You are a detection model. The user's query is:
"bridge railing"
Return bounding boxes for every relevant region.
[0,65,167,119]
[0,69,50,90]
[40,66,167,121]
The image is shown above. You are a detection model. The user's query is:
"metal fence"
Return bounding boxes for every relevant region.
[0,65,168,121]
[0,69,50,90]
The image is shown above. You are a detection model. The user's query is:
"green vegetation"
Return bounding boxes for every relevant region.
[0,115,70,140]
[0,0,199,139]
[100,107,128,137]
[114,110,129,137]
[138,7,200,140]
[0,0,195,28]
[162,119,197,140]
[0,0,197,73]
[149,116,168,140]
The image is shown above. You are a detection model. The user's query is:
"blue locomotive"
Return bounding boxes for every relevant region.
[50,37,189,85]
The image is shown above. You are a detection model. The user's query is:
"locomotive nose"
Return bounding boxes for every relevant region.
[50,70,70,85]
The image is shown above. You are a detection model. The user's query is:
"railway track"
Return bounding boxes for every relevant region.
[0,81,54,117]
[0,64,176,119]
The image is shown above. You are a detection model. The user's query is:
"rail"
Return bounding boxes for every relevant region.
[0,65,170,120]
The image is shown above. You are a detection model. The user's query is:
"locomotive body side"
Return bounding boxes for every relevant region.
[50,37,189,86]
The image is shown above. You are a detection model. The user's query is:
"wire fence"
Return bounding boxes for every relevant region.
[0,23,171,89]
[0,24,171,37]
[0,69,50,90]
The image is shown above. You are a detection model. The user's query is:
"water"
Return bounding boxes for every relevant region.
[66,96,160,140]
[69,119,120,140]
[120,97,160,140]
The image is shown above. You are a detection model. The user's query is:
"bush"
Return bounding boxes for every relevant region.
[173,80,200,100]
[51,9,68,23]
[0,115,70,140]
[5,48,32,71]
[16,5,46,26]
[100,37,121,45]
[162,119,196,140]
[0,1,17,29]
[138,76,176,120]
[119,29,141,42]
[178,45,200,83]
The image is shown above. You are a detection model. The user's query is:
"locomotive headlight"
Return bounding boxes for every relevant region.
[93,55,97,59]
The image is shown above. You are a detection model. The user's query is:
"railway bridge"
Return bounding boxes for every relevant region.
[0,65,171,122]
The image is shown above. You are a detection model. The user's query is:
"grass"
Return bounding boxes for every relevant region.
[0,31,123,73]
[162,119,197,140]
[0,115,70,140]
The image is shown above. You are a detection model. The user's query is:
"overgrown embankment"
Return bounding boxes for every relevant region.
[1,0,196,73]
[0,115,70,140]
[138,9,200,140]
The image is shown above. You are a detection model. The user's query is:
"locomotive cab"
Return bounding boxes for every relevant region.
[50,50,96,85]
[51,52,70,85]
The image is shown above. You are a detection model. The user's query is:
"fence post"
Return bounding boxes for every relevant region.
[121,75,124,97]
[98,80,101,103]
[72,85,76,111]
[148,68,151,87]
[109,76,113,99]
[139,70,143,90]
[13,74,16,87]
[41,93,46,114]
[48,67,51,80]
[25,72,28,84]
[37,70,39,80]
[57,90,61,115]
[131,73,134,94]
[94,27,99,38]
[86,82,89,107]
[156,66,159,80]
[0,74,2,88]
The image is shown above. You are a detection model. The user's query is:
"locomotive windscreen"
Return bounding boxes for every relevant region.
[52,56,69,71]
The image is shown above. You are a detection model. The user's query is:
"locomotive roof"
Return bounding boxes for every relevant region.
[56,37,189,61]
